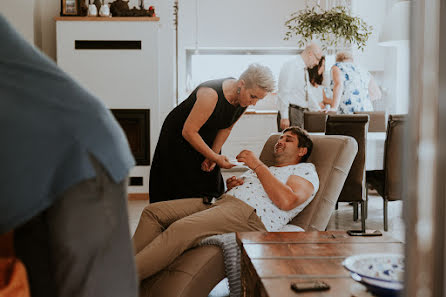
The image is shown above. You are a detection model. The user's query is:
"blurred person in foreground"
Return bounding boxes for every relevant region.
[0,14,137,297]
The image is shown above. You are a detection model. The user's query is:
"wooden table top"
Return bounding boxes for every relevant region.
[237,231,404,297]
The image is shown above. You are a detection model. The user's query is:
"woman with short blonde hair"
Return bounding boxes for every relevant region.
[149,64,276,203]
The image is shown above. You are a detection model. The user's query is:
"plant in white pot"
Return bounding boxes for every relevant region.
[284,5,373,51]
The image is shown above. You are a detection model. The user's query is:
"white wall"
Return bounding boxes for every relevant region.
[351,0,388,72]
[34,0,60,60]
[0,0,35,44]
[177,0,306,100]
[177,0,392,102]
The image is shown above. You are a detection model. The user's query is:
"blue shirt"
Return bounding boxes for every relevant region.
[0,15,135,233]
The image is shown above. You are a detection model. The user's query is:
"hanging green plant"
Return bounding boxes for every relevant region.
[284,6,373,51]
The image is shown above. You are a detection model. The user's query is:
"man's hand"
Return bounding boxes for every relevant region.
[236,150,263,171]
[280,118,290,130]
[226,176,244,191]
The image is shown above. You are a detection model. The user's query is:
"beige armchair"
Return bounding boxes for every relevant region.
[139,134,358,297]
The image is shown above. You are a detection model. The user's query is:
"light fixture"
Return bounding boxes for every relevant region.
[379,1,410,47]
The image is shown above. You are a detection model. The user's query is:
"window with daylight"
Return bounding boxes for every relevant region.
[185,49,300,94]
[184,49,336,110]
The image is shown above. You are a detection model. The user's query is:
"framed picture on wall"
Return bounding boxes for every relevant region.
[60,0,79,16]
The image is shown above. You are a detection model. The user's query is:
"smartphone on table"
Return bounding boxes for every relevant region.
[290,280,330,293]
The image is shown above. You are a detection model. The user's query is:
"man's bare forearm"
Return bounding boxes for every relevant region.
[254,165,300,211]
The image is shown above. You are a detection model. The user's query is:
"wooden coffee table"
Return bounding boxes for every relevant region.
[236,231,404,297]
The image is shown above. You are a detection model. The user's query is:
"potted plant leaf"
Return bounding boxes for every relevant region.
[284,5,373,51]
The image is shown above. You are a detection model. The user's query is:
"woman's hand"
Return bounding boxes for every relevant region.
[226,176,245,191]
[215,155,236,170]
[201,158,216,172]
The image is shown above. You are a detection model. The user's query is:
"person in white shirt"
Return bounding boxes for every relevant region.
[132,127,319,281]
[277,43,323,131]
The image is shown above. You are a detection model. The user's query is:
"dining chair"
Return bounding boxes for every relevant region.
[325,114,369,231]
[354,111,387,132]
[366,114,406,231]
[303,111,336,132]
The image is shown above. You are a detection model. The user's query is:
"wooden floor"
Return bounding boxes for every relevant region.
[127,192,404,297]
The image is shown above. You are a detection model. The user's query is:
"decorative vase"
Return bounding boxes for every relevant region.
[88,4,98,16]
[99,3,110,16]
[94,0,102,12]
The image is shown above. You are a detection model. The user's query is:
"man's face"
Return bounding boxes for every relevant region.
[273,131,304,161]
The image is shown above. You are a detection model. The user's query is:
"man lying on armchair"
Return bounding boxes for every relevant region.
[132,126,319,281]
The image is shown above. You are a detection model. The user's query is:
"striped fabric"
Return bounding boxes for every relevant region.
[200,233,241,297]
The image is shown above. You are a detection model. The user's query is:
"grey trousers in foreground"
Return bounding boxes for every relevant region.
[14,156,138,297]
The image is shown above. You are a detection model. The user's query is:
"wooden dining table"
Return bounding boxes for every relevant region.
[236,231,404,297]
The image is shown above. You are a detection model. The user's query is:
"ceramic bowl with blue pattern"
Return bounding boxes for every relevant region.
[343,254,404,297]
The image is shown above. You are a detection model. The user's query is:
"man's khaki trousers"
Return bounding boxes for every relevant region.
[132,194,266,280]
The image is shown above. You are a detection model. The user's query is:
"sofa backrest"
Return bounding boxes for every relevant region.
[303,111,337,132]
[354,111,387,132]
[384,114,407,201]
[259,134,357,231]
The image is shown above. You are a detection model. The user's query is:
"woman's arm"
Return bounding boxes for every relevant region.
[368,76,382,101]
[201,124,235,171]
[321,89,332,106]
[201,115,243,171]
[236,150,314,211]
[182,87,220,161]
[182,87,234,169]
[211,122,235,154]
[331,66,344,110]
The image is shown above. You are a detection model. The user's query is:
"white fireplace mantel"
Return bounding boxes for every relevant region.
[56,18,161,194]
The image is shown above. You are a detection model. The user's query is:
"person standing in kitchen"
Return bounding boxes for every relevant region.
[324,51,382,113]
[149,64,276,203]
[277,42,323,131]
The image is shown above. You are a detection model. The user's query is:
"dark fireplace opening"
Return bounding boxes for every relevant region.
[111,109,150,165]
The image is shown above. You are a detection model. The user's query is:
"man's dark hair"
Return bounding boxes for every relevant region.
[283,126,313,162]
